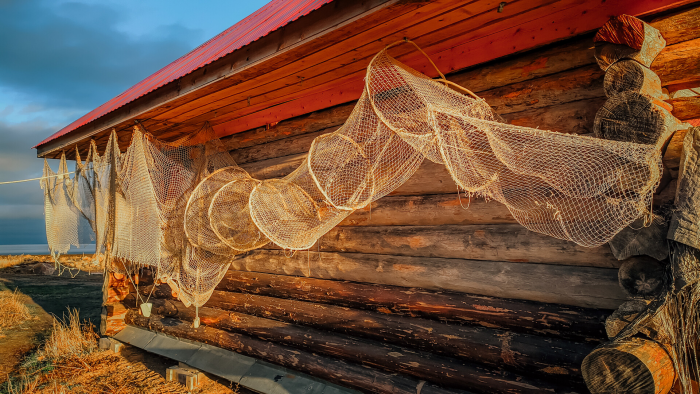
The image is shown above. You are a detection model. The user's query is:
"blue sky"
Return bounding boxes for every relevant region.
[0,0,270,245]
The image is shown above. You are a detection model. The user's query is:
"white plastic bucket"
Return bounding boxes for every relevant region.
[140,302,153,317]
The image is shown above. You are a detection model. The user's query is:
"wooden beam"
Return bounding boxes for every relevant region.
[123,297,592,388]
[305,224,624,267]
[213,270,609,340]
[337,194,517,227]
[230,250,628,309]
[125,312,474,394]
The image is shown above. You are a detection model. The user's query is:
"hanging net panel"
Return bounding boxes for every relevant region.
[41,41,668,308]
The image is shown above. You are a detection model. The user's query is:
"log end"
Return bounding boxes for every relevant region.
[582,337,675,394]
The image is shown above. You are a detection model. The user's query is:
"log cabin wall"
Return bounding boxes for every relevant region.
[107,5,700,394]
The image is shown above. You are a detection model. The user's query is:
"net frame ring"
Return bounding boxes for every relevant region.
[208,176,270,252]
[307,132,376,211]
[248,177,329,251]
[183,166,247,256]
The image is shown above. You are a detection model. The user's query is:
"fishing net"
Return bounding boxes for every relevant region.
[42,154,81,258]
[42,40,669,308]
[242,41,665,249]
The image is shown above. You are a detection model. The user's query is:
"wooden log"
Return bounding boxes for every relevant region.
[668,97,700,124]
[594,15,666,70]
[311,224,622,267]
[339,194,516,227]
[479,64,605,115]
[651,5,700,46]
[582,337,675,394]
[618,257,668,299]
[594,92,680,144]
[230,127,332,165]
[231,249,627,309]
[604,300,669,342]
[240,153,458,196]
[604,60,664,98]
[215,270,609,340]
[653,37,700,89]
[449,35,597,94]
[158,290,595,379]
[221,102,353,152]
[124,312,476,394]
[500,97,606,135]
[123,297,590,388]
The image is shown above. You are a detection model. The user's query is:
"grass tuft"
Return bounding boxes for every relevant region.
[36,309,98,363]
[0,289,31,335]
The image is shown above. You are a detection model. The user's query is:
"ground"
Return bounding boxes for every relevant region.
[0,258,238,394]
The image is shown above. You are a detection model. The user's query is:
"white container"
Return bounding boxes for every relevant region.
[140,302,153,317]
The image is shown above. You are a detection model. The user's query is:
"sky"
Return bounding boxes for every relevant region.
[0,0,270,245]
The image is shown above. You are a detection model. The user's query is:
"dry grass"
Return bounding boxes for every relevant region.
[0,256,32,270]
[0,254,103,273]
[1,310,235,394]
[36,309,98,363]
[0,290,31,336]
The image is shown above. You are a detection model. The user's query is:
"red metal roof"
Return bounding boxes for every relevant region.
[35,0,335,148]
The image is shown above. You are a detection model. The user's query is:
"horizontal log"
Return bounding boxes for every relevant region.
[231,98,606,165]
[214,270,607,340]
[669,96,700,121]
[311,224,622,267]
[338,194,516,226]
[133,289,594,382]
[123,297,588,388]
[124,312,474,394]
[449,35,597,94]
[222,102,353,152]
[651,5,700,46]
[479,64,605,115]
[500,97,606,135]
[231,250,628,309]
[653,37,700,88]
[231,126,334,165]
[241,153,457,196]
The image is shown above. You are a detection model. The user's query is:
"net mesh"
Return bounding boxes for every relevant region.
[41,41,668,308]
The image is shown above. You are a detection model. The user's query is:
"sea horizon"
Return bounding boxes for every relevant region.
[0,244,96,256]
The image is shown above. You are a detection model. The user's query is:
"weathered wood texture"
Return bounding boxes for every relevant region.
[594,92,679,144]
[582,337,675,394]
[215,270,608,340]
[302,224,623,267]
[603,60,663,98]
[125,312,478,394]
[594,15,666,69]
[123,296,591,387]
[338,194,516,226]
[669,96,700,122]
[231,250,627,309]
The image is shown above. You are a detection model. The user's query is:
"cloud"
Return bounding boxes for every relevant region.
[0,0,204,110]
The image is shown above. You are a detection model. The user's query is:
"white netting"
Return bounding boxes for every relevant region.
[42,41,668,308]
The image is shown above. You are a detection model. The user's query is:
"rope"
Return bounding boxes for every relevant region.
[0,172,75,185]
